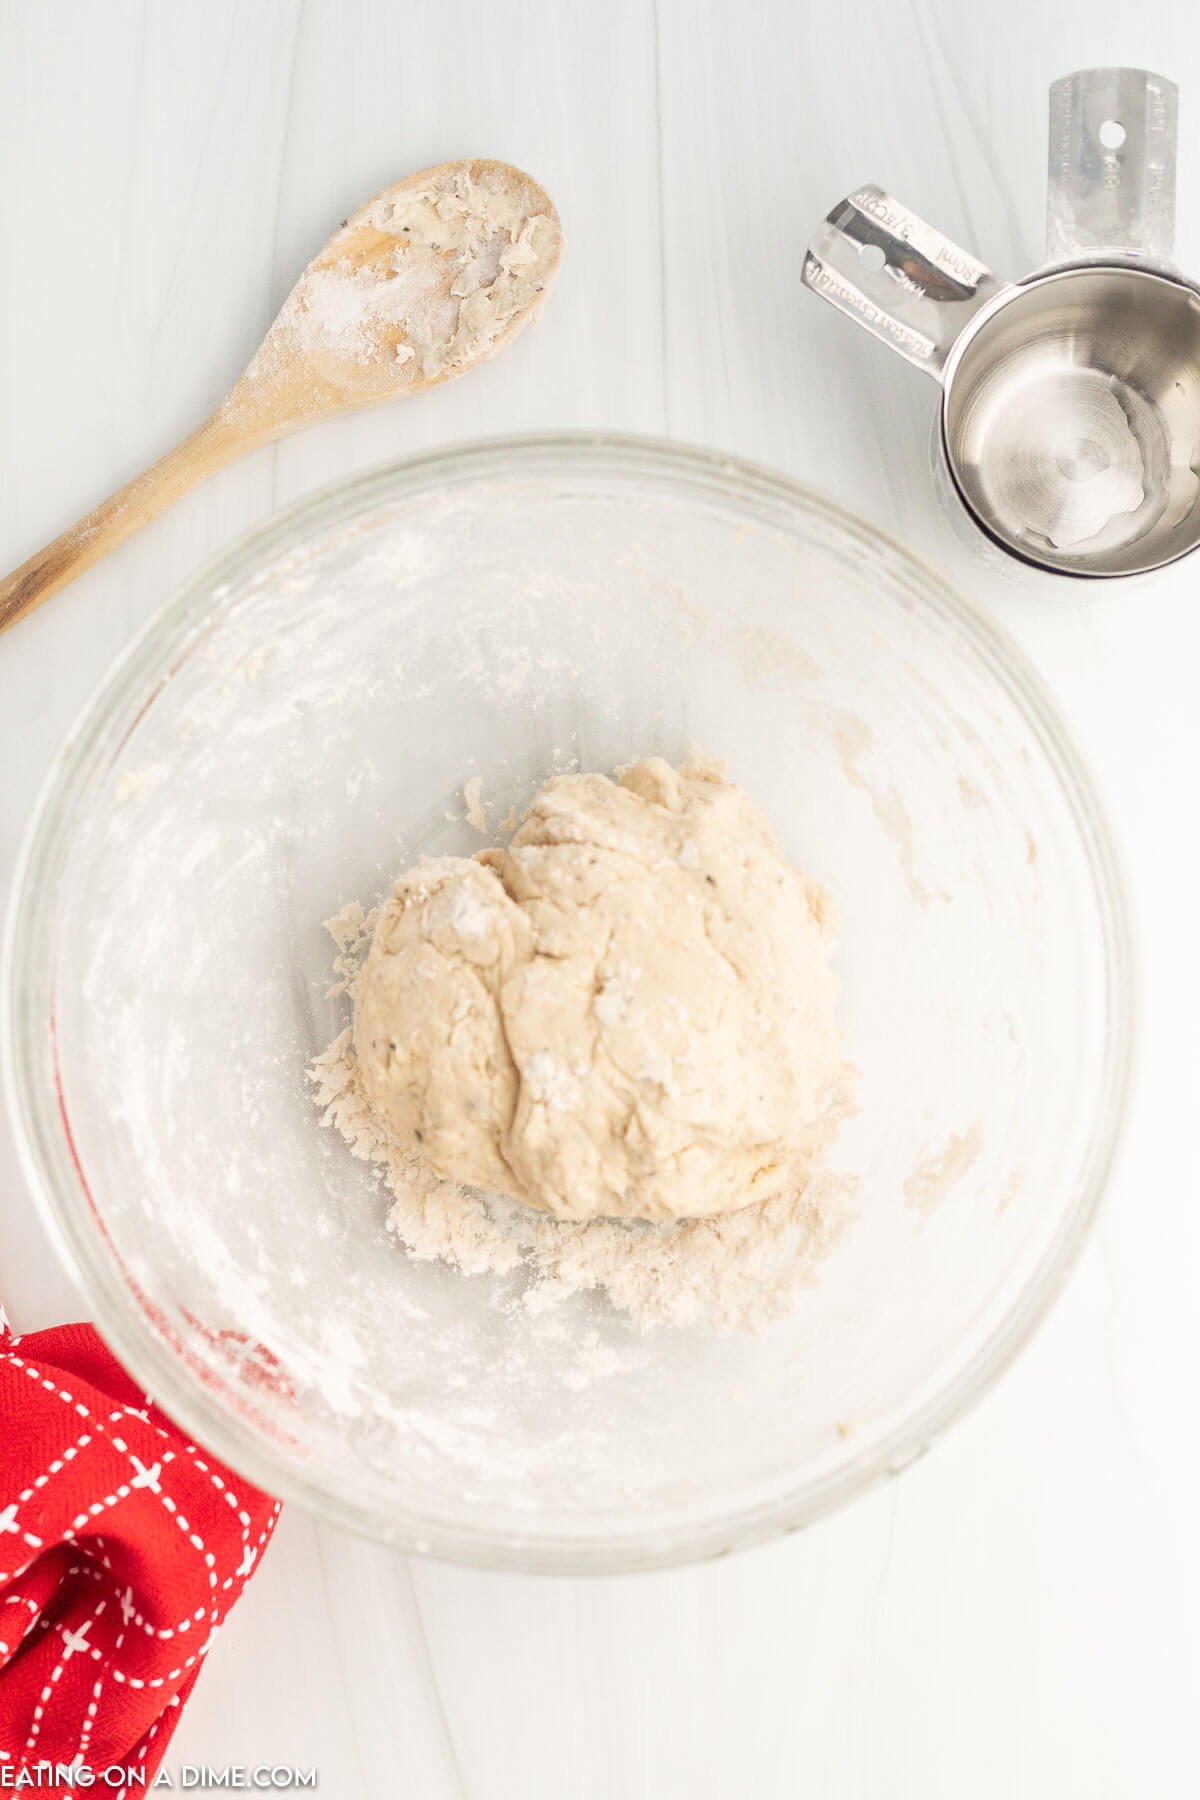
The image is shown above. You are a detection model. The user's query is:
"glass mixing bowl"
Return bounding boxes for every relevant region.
[4,435,1132,1572]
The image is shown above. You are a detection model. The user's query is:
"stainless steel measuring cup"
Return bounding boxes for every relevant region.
[802,68,1200,579]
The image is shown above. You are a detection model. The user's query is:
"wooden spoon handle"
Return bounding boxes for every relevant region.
[0,410,254,636]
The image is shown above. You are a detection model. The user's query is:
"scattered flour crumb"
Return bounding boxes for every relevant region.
[323,901,376,998]
[115,765,166,804]
[347,758,381,801]
[903,1122,983,1215]
[463,776,488,833]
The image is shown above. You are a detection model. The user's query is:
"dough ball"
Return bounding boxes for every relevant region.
[353,755,843,1223]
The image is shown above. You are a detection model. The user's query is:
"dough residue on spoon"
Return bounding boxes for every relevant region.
[246,160,561,395]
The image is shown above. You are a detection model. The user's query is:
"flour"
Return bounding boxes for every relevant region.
[284,262,426,366]
[235,160,562,410]
[521,1050,582,1113]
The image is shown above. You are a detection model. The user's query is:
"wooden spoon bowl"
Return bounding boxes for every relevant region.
[0,159,562,635]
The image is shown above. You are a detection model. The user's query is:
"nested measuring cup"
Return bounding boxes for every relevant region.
[803,67,1200,578]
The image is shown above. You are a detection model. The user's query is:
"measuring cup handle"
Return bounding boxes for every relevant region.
[801,186,1010,380]
[1046,67,1178,265]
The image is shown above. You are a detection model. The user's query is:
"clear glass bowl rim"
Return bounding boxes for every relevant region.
[2,431,1137,1574]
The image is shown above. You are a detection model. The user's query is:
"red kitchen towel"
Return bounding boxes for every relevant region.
[0,1310,280,1795]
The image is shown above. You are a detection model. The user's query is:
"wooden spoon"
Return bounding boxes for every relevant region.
[0,158,562,635]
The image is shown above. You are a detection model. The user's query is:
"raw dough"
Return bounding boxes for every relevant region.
[353,755,843,1224]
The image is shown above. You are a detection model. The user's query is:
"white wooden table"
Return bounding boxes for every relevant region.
[3,4,1199,1794]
